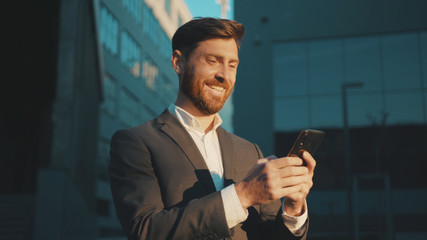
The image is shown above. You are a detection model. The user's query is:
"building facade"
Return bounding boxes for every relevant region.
[3,1,103,240]
[234,0,427,239]
[95,0,191,238]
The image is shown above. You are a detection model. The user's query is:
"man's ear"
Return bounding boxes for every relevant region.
[171,50,184,75]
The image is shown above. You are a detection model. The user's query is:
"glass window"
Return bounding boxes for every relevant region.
[97,137,111,180]
[382,33,421,90]
[421,32,427,88]
[274,98,310,131]
[385,91,424,125]
[120,31,141,78]
[122,0,142,24]
[160,31,171,59]
[97,137,110,167]
[142,56,158,91]
[100,7,118,55]
[273,31,427,130]
[143,6,159,45]
[308,40,344,95]
[273,42,309,97]
[101,74,117,116]
[119,88,140,127]
[162,76,177,102]
[344,36,382,92]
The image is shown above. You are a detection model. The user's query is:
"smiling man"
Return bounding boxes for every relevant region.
[177,39,235,109]
[109,18,315,240]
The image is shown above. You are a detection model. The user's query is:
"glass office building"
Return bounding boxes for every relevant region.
[273,32,427,131]
[95,0,191,238]
[234,0,427,239]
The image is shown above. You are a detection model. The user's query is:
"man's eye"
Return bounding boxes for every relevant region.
[207,58,217,64]
[229,64,238,69]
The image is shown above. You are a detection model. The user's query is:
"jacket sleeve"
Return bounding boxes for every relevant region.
[109,129,231,240]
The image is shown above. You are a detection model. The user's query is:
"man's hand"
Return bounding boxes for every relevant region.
[234,151,316,216]
[284,151,316,216]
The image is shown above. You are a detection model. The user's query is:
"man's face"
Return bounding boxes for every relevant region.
[179,38,239,115]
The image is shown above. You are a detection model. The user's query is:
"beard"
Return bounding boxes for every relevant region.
[181,64,233,115]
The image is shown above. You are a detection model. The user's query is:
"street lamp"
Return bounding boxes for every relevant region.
[341,82,363,240]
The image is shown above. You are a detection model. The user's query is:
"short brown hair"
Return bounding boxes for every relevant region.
[172,17,245,58]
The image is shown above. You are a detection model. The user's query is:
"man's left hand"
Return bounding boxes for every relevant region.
[283,151,316,216]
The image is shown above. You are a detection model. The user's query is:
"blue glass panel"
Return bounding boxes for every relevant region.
[382,33,421,90]
[420,32,427,90]
[309,40,344,95]
[120,31,141,78]
[274,98,309,131]
[347,93,384,127]
[344,37,382,92]
[384,90,424,125]
[310,95,342,128]
[273,42,309,97]
[100,7,118,55]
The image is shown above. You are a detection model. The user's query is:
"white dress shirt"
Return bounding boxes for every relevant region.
[168,104,307,234]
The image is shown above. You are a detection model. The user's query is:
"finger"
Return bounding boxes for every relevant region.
[265,155,277,161]
[302,151,316,173]
[280,184,303,198]
[287,183,311,198]
[280,175,310,188]
[277,166,308,178]
[257,158,269,164]
[270,156,303,168]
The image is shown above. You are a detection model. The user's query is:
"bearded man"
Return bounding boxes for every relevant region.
[109,17,315,240]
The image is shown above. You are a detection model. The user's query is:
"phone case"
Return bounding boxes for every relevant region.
[287,129,325,157]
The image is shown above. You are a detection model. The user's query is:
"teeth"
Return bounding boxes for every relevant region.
[209,85,225,91]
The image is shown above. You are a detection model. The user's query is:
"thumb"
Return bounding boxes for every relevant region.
[265,155,277,161]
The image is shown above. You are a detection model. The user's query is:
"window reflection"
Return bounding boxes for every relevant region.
[100,7,118,55]
[120,31,141,78]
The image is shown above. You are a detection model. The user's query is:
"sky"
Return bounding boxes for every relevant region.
[184,0,234,19]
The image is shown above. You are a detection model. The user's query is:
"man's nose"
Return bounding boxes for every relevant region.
[215,65,229,83]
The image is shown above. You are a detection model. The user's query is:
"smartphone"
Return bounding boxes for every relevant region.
[287,129,325,159]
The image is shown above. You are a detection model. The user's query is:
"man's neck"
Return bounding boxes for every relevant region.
[175,99,216,133]
[194,114,216,133]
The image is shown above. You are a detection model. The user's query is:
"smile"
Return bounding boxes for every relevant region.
[206,84,225,92]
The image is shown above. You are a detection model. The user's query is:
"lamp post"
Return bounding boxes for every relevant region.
[342,82,363,240]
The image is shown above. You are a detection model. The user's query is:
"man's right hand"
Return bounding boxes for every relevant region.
[234,155,310,210]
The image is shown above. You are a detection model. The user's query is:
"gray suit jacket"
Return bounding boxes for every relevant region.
[109,110,308,240]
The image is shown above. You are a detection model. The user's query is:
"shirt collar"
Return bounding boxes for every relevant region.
[168,103,223,133]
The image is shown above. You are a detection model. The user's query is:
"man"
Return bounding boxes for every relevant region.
[109,18,315,240]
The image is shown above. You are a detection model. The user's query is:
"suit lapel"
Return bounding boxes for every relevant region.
[217,127,235,187]
[156,110,217,193]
